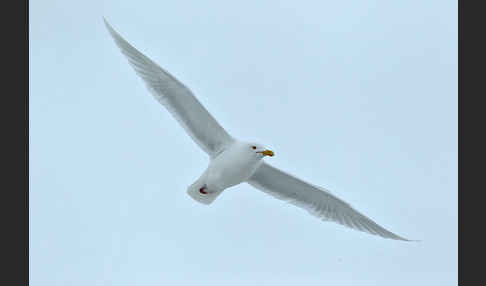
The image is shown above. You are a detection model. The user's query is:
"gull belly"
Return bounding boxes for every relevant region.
[205,141,263,191]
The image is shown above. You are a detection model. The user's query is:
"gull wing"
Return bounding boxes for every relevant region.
[104,19,233,157]
[247,162,410,241]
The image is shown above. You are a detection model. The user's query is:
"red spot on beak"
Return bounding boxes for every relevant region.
[199,187,208,194]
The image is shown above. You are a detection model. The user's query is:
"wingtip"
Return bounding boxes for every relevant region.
[394,236,419,242]
[103,17,113,31]
[102,17,124,46]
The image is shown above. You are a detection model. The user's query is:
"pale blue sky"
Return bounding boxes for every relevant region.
[30,1,457,285]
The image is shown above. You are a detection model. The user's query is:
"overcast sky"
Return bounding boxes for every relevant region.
[30,1,457,285]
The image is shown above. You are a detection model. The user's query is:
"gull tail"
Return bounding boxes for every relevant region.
[187,181,224,205]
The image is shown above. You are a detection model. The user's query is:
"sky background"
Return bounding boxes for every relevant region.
[30,1,457,285]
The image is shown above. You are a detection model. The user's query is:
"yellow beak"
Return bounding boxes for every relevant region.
[260,149,274,157]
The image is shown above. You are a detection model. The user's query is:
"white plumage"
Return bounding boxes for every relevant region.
[104,19,410,241]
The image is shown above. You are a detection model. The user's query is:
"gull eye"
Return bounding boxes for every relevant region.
[252,146,257,150]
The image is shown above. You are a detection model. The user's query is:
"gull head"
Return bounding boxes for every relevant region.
[246,142,274,158]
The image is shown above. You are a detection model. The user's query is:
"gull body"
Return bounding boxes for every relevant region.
[104,18,412,241]
[188,141,268,204]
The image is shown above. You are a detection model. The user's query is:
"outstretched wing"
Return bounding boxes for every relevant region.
[247,162,409,241]
[104,19,233,157]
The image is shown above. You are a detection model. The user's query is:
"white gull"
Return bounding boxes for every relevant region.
[104,19,410,241]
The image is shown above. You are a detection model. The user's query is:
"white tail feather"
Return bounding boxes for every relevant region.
[187,182,224,205]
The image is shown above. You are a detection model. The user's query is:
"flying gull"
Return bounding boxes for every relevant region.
[104,19,410,241]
